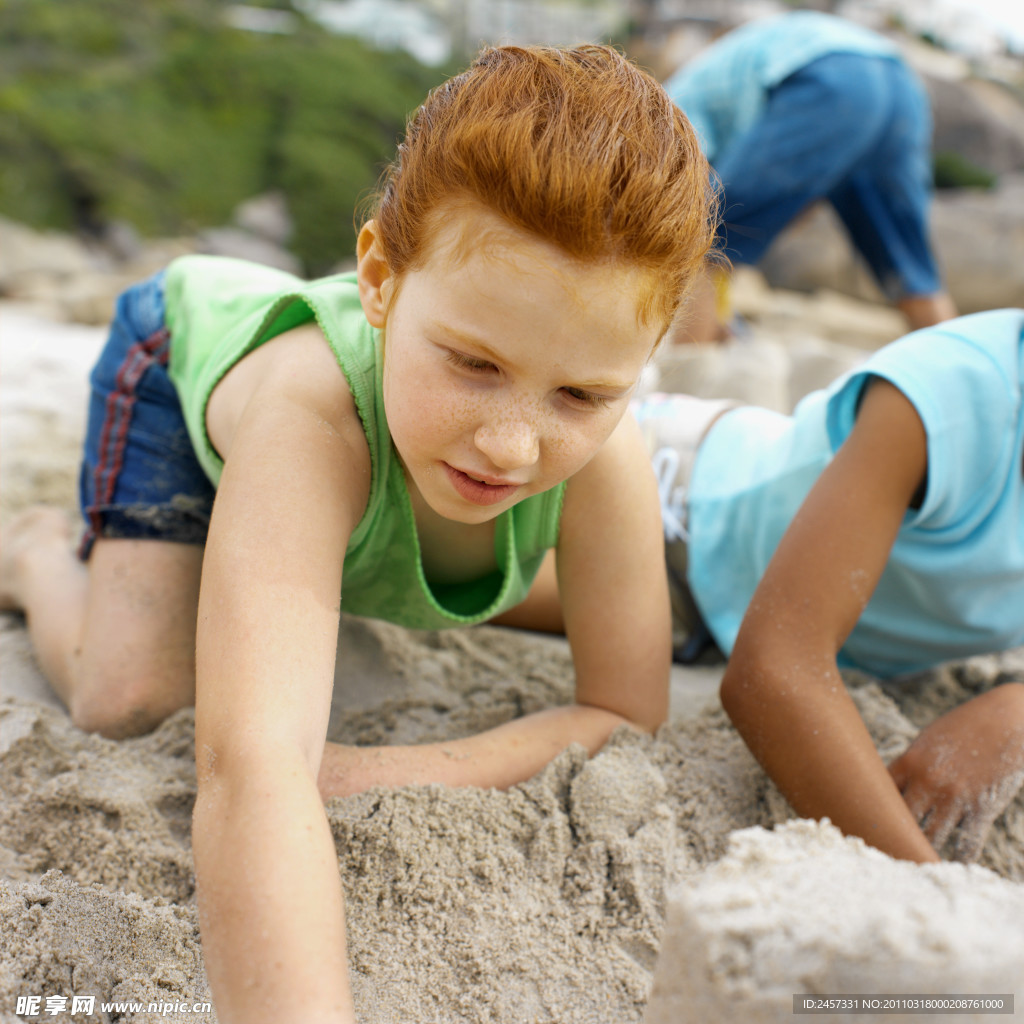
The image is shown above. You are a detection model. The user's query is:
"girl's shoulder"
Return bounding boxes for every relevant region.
[166,257,375,485]
[207,321,368,474]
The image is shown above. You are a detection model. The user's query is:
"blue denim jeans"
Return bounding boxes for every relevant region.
[713,52,941,299]
[78,271,215,559]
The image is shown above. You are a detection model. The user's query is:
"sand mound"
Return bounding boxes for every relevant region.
[646,819,1024,1024]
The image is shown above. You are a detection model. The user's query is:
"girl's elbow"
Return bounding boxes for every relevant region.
[631,703,669,735]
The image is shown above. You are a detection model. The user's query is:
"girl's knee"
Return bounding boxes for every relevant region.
[70,698,158,738]
[69,661,194,738]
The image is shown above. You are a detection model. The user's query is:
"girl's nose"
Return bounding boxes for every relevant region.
[474,409,540,471]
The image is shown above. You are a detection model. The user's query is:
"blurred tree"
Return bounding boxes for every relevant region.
[0,0,451,272]
[933,150,998,190]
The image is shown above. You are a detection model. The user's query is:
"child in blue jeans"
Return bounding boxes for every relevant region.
[664,10,958,341]
[634,309,1024,866]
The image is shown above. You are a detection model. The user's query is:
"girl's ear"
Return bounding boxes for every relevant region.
[356,221,393,328]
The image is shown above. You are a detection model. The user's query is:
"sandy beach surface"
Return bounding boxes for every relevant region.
[2,290,1022,1024]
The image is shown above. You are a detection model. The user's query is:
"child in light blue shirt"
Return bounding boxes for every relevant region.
[637,309,1024,866]
[664,11,957,338]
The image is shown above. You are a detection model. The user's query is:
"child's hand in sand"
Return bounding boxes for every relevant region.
[889,683,1024,862]
[316,706,636,801]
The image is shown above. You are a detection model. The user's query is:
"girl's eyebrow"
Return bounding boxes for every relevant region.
[430,322,636,396]
[431,323,503,362]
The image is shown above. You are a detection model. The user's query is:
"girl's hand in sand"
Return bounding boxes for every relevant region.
[889,683,1024,862]
[317,703,633,800]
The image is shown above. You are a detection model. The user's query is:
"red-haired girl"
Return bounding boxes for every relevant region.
[0,46,716,1024]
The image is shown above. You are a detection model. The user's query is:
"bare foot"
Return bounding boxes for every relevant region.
[0,507,77,612]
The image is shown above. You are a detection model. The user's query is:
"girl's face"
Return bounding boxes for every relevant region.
[358,203,661,525]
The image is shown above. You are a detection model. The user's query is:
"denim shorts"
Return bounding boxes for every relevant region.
[713,52,941,299]
[78,271,215,559]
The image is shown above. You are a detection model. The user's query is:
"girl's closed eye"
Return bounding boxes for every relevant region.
[562,386,610,409]
[444,346,610,408]
[446,349,495,373]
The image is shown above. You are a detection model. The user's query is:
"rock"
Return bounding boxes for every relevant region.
[925,74,1024,178]
[757,204,886,306]
[196,225,302,276]
[232,190,294,248]
[758,176,1024,313]
[730,266,906,350]
[651,330,870,414]
[56,272,143,327]
[651,264,910,412]
[99,219,144,263]
[653,337,792,412]
[0,218,98,297]
[930,175,1024,312]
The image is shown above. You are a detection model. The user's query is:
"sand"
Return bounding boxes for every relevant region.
[1,293,1022,1023]
[645,818,1024,1024]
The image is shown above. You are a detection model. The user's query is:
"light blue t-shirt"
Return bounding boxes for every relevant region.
[687,309,1024,679]
[664,11,901,163]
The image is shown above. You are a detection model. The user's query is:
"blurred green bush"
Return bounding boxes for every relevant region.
[933,150,998,191]
[0,0,451,273]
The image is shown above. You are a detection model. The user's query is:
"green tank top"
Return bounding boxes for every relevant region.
[164,255,565,630]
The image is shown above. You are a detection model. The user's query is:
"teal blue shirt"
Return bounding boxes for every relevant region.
[164,255,565,631]
[688,310,1024,679]
[664,11,901,162]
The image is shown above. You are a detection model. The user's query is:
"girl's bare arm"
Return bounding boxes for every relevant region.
[192,330,370,1024]
[554,410,672,731]
[318,414,672,798]
[720,377,940,863]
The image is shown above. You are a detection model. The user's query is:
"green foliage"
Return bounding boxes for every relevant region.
[933,150,998,190]
[0,0,452,272]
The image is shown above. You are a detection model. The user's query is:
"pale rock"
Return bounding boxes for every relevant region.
[196,226,302,276]
[232,190,294,248]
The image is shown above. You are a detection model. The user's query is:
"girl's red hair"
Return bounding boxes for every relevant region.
[368,44,718,330]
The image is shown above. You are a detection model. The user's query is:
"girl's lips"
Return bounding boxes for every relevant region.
[443,463,521,506]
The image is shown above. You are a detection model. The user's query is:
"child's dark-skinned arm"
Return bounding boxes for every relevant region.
[721,377,940,863]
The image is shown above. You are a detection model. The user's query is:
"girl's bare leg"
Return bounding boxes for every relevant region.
[1,508,89,688]
[1,506,203,737]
